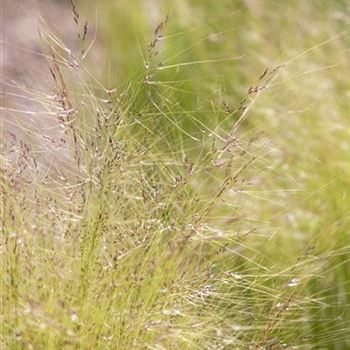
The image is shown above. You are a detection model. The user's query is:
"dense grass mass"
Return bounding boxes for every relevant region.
[2,1,350,349]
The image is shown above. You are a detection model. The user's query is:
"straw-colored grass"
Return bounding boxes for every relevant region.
[2,1,350,349]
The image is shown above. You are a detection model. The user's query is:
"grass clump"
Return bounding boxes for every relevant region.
[2,1,350,349]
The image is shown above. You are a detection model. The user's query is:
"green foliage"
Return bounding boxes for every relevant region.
[2,0,350,349]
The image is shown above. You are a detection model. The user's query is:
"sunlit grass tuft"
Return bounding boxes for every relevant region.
[2,1,350,349]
